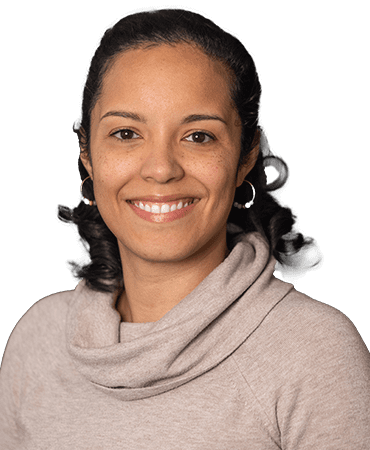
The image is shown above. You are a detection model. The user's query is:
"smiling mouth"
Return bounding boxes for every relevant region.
[127,198,199,214]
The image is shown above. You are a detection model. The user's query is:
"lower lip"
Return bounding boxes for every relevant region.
[127,202,197,223]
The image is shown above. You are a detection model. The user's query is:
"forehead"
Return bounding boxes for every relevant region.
[96,43,235,117]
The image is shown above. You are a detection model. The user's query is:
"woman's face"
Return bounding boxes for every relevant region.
[82,43,254,264]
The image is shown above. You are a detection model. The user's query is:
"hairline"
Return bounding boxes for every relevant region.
[89,39,238,126]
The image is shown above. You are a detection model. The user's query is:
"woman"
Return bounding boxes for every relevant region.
[1,9,369,449]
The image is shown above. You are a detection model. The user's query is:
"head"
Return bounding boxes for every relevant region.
[73,9,261,263]
[62,8,309,292]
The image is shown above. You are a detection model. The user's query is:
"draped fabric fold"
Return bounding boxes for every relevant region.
[67,232,293,400]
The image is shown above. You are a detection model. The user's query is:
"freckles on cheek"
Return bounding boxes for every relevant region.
[95,155,136,189]
[201,156,232,187]
[196,161,219,186]
[95,166,116,192]
[202,165,229,202]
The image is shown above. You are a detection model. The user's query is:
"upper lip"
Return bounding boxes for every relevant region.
[127,195,199,203]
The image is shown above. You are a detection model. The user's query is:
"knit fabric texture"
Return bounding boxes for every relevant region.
[1,233,369,449]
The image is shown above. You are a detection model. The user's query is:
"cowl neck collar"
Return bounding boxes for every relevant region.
[66,232,293,400]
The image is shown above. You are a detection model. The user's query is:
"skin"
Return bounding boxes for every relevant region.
[81,43,259,323]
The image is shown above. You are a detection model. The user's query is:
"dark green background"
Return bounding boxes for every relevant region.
[0,0,370,358]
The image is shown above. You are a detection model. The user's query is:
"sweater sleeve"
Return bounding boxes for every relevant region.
[277,314,370,450]
[276,298,370,449]
[0,321,27,448]
[0,292,70,449]
[234,292,370,449]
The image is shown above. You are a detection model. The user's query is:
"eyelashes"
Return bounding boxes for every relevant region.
[111,129,141,140]
[184,131,214,144]
[110,129,216,144]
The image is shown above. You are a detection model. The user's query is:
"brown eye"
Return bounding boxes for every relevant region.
[185,132,214,144]
[112,129,140,140]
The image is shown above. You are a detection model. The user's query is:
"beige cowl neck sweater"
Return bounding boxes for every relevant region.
[1,233,370,449]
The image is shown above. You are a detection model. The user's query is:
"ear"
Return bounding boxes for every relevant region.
[236,131,260,187]
[80,149,93,179]
[78,127,94,179]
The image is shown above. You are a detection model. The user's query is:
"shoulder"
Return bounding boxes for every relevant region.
[1,288,76,368]
[0,288,78,443]
[233,288,370,421]
[232,288,370,445]
[281,290,370,378]
[23,288,73,317]
[232,286,370,401]
[236,288,370,377]
[275,289,369,363]
[271,288,365,346]
[9,288,74,335]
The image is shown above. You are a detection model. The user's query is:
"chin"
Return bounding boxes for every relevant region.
[118,233,208,263]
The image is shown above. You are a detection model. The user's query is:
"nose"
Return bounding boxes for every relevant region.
[140,140,185,184]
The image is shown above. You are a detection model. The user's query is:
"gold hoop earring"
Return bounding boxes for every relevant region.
[80,176,96,206]
[233,180,255,209]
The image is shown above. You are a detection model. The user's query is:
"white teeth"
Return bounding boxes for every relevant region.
[132,199,196,214]
[161,204,170,213]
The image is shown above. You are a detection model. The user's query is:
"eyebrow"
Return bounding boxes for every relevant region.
[100,111,226,125]
[100,111,146,123]
[181,114,227,125]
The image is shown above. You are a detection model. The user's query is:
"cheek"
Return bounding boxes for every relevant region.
[92,153,137,202]
[201,156,237,193]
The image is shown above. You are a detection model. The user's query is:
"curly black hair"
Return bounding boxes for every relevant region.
[58,9,314,293]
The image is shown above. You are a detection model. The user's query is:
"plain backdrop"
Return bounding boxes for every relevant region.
[1,0,369,358]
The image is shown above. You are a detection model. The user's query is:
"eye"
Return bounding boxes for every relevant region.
[111,129,141,140]
[184,131,215,144]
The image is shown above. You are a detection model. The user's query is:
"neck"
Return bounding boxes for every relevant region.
[116,238,229,323]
